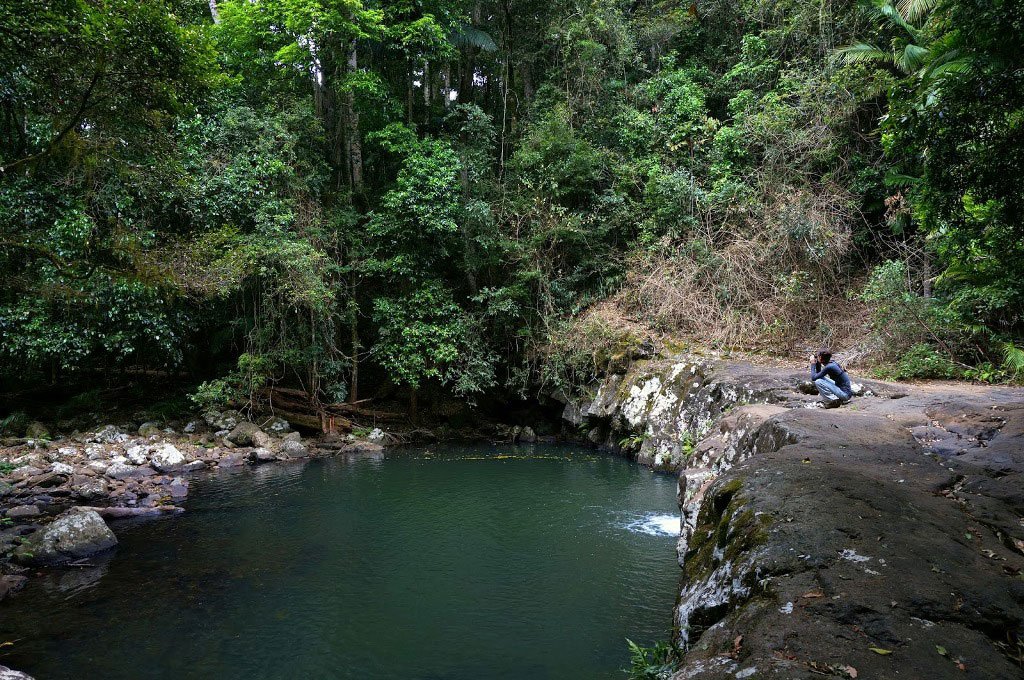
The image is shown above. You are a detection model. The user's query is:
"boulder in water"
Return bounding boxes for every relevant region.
[14,509,117,565]
[168,477,188,498]
[217,453,246,468]
[0,664,34,680]
[247,448,276,463]
[280,439,308,458]
[0,575,27,602]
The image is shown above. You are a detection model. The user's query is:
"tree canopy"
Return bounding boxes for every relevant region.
[2,0,1021,406]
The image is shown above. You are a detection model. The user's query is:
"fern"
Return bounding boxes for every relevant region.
[625,639,677,680]
[1001,342,1024,379]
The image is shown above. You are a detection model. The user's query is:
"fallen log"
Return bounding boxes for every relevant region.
[266,386,374,407]
[323,402,404,420]
[270,408,335,431]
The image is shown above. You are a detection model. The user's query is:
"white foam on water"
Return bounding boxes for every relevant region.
[625,513,681,537]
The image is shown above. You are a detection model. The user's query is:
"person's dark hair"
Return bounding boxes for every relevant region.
[817,350,832,364]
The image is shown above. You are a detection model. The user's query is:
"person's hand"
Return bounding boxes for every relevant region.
[809,354,817,364]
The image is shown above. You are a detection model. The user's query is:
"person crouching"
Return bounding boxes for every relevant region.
[810,350,852,408]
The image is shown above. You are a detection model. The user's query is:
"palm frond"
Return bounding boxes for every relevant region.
[835,43,892,66]
[877,1,919,39]
[897,43,930,72]
[883,171,922,187]
[449,23,497,52]
[923,56,973,80]
[897,0,938,22]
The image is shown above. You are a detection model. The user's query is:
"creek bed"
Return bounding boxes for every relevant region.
[0,444,680,679]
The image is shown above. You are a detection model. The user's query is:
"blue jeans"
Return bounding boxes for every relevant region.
[815,378,850,403]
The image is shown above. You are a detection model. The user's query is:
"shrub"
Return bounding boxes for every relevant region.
[873,343,960,381]
[625,639,677,680]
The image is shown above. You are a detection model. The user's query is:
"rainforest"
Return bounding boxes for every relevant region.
[2,0,1022,406]
[1,0,1023,678]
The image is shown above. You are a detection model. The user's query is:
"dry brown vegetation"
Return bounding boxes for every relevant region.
[544,185,874,377]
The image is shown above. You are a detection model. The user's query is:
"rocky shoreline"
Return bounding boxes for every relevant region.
[0,409,384,616]
[2,362,1022,679]
[562,355,1024,678]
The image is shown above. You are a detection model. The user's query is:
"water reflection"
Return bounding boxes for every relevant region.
[0,444,681,680]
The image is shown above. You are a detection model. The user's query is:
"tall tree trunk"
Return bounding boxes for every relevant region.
[423,60,431,124]
[348,297,359,403]
[346,42,363,195]
[460,165,479,295]
[458,56,473,103]
[208,0,220,24]
[922,252,933,299]
[442,65,452,110]
[407,58,414,123]
[315,57,348,192]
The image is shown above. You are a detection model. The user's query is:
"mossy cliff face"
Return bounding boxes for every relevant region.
[562,356,807,471]
[675,477,773,648]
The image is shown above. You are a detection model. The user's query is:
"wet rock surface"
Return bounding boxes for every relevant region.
[563,354,1024,679]
[13,509,117,566]
[569,356,1024,680]
[676,408,1024,678]
[0,665,34,680]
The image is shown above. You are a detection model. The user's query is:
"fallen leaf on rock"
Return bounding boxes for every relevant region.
[802,590,824,599]
[728,635,743,658]
[869,647,893,655]
[936,645,948,657]
[807,661,858,678]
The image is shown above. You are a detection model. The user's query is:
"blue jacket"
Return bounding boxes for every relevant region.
[811,361,852,397]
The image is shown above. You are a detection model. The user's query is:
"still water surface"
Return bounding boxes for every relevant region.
[0,444,681,679]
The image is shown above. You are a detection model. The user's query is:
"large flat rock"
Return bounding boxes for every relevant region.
[673,404,1024,679]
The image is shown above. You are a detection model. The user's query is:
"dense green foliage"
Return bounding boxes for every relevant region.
[2,0,1021,403]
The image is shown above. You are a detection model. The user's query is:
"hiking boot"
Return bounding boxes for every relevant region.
[822,398,842,409]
